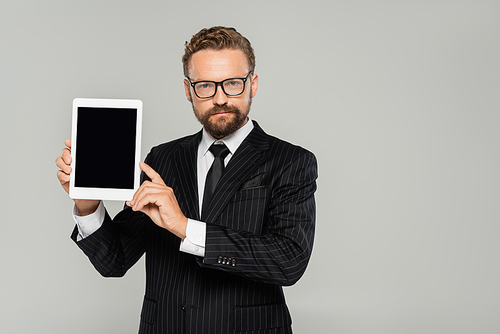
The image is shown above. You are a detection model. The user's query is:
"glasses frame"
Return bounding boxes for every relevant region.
[186,72,253,99]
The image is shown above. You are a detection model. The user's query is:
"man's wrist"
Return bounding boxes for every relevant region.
[74,199,101,216]
[177,216,189,240]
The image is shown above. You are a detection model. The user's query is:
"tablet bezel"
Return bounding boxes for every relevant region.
[69,98,143,201]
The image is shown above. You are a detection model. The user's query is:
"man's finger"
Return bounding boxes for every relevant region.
[128,184,165,211]
[140,161,165,184]
[57,170,70,183]
[55,156,72,173]
[61,148,72,165]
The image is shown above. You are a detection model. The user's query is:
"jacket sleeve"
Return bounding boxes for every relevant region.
[199,150,318,286]
[70,207,148,277]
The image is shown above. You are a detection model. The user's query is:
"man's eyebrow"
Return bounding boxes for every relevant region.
[190,74,249,82]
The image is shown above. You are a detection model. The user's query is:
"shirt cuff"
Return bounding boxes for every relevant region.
[72,201,105,240]
[179,219,206,257]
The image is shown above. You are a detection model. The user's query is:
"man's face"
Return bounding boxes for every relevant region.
[184,49,258,139]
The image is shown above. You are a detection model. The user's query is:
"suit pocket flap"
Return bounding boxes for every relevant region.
[140,297,158,325]
[234,302,292,331]
[239,172,265,190]
[231,187,268,203]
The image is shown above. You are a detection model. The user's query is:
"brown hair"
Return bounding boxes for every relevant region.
[182,26,255,77]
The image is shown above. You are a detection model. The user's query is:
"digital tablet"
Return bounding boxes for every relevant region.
[69,98,143,201]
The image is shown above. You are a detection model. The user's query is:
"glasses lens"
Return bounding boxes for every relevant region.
[223,79,245,95]
[194,82,216,98]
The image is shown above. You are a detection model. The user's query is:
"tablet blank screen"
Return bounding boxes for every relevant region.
[75,107,137,189]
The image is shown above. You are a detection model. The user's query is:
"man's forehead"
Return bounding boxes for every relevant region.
[188,49,249,80]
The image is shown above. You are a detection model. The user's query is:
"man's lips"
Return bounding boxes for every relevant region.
[211,111,232,116]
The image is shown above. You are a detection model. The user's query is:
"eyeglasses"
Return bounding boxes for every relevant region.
[187,72,252,99]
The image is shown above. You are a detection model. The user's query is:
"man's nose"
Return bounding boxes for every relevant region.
[213,83,228,105]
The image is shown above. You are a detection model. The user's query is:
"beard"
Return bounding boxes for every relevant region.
[192,99,252,139]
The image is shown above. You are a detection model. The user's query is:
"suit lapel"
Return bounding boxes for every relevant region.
[172,131,202,220]
[204,122,270,223]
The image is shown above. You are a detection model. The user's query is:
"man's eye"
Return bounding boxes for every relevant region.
[199,83,210,89]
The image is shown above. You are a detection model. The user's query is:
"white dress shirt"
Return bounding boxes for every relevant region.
[73,118,254,257]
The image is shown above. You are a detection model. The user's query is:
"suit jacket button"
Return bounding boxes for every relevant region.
[222,257,227,265]
[182,303,186,311]
[232,258,236,267]
[227,257,232,265]
[217,256,222,264]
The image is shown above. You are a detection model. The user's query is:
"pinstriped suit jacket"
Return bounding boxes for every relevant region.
[71,121,317,334]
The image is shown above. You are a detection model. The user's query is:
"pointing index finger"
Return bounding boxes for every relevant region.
[140,161,165,185]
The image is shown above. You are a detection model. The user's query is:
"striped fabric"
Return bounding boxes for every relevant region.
[71,121,317,334]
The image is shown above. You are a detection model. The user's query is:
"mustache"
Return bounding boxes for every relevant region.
[208,105,241,115]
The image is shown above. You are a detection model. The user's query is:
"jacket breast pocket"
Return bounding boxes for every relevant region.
[218,187,269,235]
[234,302,292,333]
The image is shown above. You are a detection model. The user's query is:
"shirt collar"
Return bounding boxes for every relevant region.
[199,117,254,158]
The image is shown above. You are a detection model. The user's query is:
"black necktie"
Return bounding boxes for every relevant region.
[202,143,230,220]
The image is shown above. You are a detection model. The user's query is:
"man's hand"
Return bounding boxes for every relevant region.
[126,162,188,240]
[55,139,100,216]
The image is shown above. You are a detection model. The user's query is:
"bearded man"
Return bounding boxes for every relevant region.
[56,26,317,334]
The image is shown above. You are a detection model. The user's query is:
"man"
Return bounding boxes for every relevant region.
[56,26,317,334]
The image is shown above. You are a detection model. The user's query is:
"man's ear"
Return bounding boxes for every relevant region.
[184,79,192,102]
[250,73,258,98]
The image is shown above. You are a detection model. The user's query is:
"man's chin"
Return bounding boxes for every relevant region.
[204,113,246,138]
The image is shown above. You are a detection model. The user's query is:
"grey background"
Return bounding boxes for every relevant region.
[1,1,499,333]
